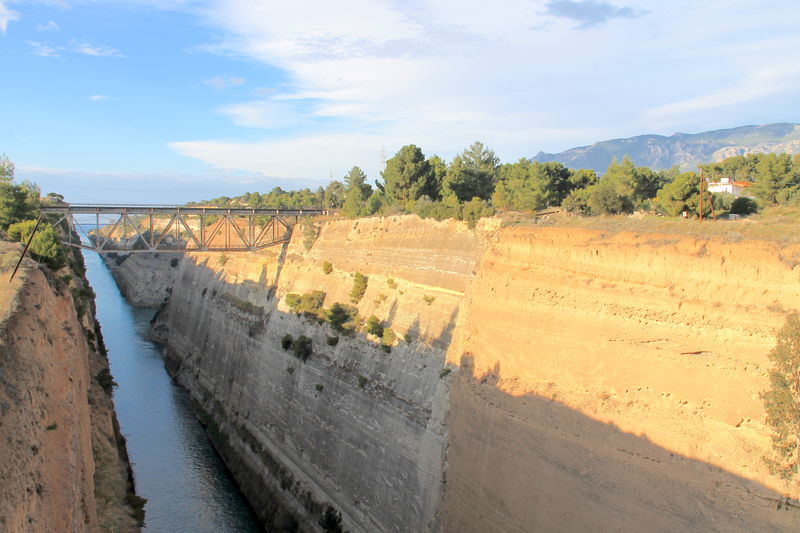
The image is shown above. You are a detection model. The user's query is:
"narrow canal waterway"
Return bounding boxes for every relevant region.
[84,251,263,532]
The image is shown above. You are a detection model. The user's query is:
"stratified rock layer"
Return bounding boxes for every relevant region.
[110,216,800,532]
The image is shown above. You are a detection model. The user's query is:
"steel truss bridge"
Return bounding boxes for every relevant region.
[40,204,327,253]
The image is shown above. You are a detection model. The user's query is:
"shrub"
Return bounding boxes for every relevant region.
[326,335,339,347]
[326,303,357,333]
[322,260,333,275]
[95,368,117,395]
[293,335,312,361]
[319,505,343,533]
[281,334,294,350]
[366,315,383,336]
[302,219,319,251]
[350,272,368,303]
[285,291,326,317]
[7,220,65,270]
[170,257,180,268]
[387,278,398,289]
[315,383,324,392]
[761,313,800,479]
[217,253,229,266]
[125,493,148,527]
[382,328,397,345]
[357,375,367,388]
[45,422,58,431]
[439,367,452,379]
[423,295,435,305]
[730,196,759,215]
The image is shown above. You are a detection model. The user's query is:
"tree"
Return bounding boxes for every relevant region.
[341,166,372,218]
[762,313,800,480]
[751,153,799,204]
[381,145,434,207]
[7,220,65,270]
[442,141,498,202]
[0,153,14,183]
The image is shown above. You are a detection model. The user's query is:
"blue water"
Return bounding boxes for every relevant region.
[83,251,263,532]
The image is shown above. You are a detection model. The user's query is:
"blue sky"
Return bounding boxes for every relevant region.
[1,0,798,203]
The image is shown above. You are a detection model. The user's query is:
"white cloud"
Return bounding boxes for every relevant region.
[27,40,60,57]
[72,40,124,57]
[36,20,60,31]
[203,75,245,90]
[88,94,111,101]
[0,1,19,34]
[158,0,800,178]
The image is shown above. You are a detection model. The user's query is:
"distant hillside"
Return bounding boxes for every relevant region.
[533,122,800,172]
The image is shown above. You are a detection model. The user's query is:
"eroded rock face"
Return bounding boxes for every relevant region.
[103,252,181,307]
[112,216,800,532]
[0,249,139,533]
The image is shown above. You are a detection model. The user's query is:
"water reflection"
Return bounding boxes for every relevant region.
[83,251,262,532]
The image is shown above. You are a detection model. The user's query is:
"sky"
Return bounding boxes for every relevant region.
[1,0,798,203]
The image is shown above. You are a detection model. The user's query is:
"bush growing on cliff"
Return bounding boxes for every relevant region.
[365,315,383,336]
[322,260,333,274]
[302,218,319,251]
[319,505,344,533]
[762,313,800,480]
[285,290,326,318]
[7,220,65,270]
[281,334,294,350]
[350,272,368,303]
[293,335,313,361]
[326,303,357,334]
[95,368,117,395]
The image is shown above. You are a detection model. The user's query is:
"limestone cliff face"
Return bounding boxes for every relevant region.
[109,216,800,532]
[0,244,139,532]
[150,216,492,532]
[103,252,181,307]
[444,227,800,532]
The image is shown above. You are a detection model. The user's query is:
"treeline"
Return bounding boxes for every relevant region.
[196,144,800,223]
[0,154,65,270]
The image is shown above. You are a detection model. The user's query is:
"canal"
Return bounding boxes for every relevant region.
[84,250,263,532]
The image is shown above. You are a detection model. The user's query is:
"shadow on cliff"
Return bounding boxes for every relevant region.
[444,353,800,533]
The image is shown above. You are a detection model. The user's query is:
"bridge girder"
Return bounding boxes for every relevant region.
[41,204,326,253]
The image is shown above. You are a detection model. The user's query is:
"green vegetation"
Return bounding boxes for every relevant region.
[285,290,326,318]
[217,253,229,266]
[365,315,383,336]
[357,375,368,388]
[326,303,358,334]
[125,493,147,527]
[45,422,57,431]
[386,278,398,289]
[7,219,65,270]
[423,295,435,305]
[315,383,324,392]
[761,313,800,480]
[326,335,339,346]
[95,368,117,395]
[439,367,452,379]
[322,260,333,275]
[350,272,368,304]
[281,334,294,350]
[382,327,397,345]
[302,218,319,251]
[319,505,344,533]
[293,335,312,361]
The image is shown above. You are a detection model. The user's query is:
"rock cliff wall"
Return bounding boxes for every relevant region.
[0,242,140,532]
[108,216,800,532]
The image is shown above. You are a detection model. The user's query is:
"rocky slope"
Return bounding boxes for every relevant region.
[0,242,140,532]
[533,122,800,171]
[107,215,800,532]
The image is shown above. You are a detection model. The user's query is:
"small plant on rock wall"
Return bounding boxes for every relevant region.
[382,327,397,346]
[387,278,398,289]
[365,315,383,337]
[319,505,344,533]
[293,335,312,361]
[281,334,294,351]
[95,368,117,394]
[315,383,324,392]
[357,375,367,388]
[423,295,435,305]
[322,260,333,275]
[326,303,357,334]
[350,272,368,304]
[217,253,229,266]
[302,218,319,251]
[326,335,339,346]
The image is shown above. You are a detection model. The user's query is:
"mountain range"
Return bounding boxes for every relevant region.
[533,122,800,172]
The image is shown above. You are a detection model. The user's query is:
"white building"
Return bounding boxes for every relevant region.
[707,177,752,198]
